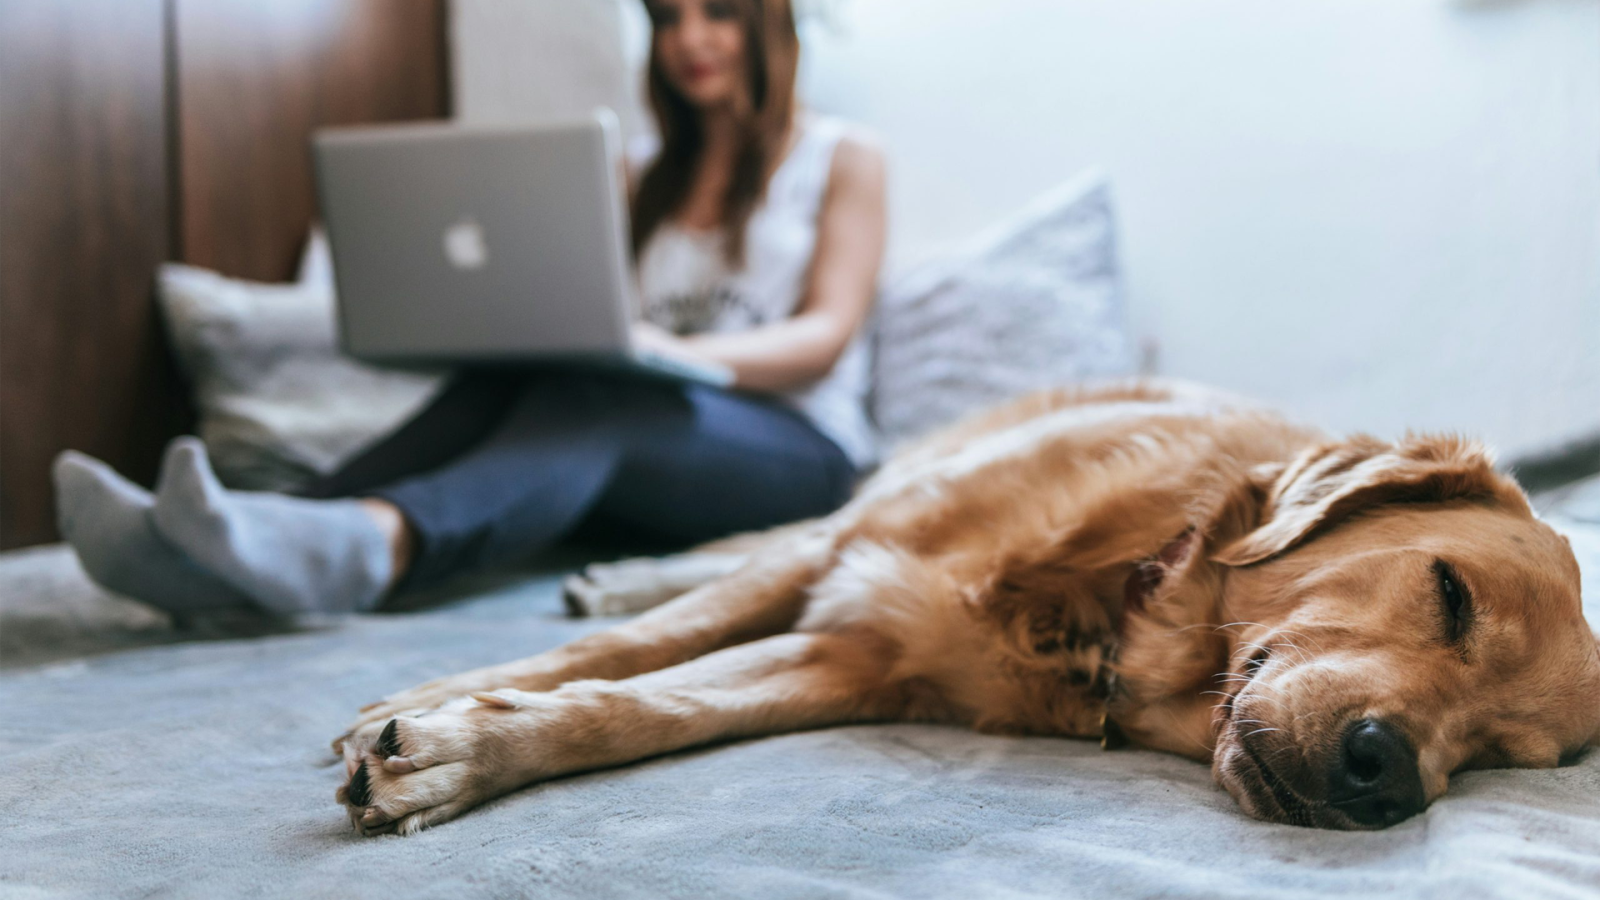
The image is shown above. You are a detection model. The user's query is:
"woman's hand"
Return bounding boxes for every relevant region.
[631,321,706,363]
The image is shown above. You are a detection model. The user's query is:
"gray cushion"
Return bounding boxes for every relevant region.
[869,170,1137,451]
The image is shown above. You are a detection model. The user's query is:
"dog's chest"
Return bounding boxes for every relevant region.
[963,532,1201,739]
[964,572,1128,738]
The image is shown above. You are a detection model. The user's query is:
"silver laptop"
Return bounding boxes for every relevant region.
[311,111,733,386]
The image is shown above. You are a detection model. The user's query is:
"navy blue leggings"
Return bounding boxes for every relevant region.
[309,370,857,590]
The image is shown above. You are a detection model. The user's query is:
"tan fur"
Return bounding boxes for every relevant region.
[334,379,1600,835]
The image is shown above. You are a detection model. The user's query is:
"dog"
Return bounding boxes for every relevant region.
[333,379,1600,834]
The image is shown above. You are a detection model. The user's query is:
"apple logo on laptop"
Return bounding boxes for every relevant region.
[443,217,489,270]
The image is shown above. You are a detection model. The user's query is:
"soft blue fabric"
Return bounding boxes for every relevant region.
[2,515,1599,899]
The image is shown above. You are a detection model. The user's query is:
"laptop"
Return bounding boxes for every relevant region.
[311,111,734,386]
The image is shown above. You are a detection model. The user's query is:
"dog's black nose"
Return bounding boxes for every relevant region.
[1328,718,1426,827]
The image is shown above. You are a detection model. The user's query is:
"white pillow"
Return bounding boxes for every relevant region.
[869,170,1136,450]
[158,233,446,492]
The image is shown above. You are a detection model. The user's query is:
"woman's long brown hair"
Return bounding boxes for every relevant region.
[630,0,799,269]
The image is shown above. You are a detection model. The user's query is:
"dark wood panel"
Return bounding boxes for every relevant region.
[0,0,187,549]
[174,0,449,281]
[0,0,448,550]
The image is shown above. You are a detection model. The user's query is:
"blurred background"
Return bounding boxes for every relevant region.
[3,0,1598,550]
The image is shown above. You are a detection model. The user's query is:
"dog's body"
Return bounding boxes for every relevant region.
[336,380,1600,834]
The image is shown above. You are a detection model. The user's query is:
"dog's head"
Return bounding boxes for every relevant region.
[1208,435,1600,829]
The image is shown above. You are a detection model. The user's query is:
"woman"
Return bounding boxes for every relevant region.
[54,0,886,617]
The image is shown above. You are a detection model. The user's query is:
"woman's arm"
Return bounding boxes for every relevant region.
[678,134,888,393]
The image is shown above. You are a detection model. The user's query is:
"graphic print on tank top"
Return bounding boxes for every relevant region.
[649,283,765,336]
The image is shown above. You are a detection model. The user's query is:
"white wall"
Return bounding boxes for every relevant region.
[795,0,1600,459]
[452,0,647,136]
[458,0,1600,459]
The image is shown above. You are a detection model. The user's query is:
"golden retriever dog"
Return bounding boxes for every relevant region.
[333,380,1600,834]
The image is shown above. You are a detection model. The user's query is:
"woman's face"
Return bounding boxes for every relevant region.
[648,0,748,111]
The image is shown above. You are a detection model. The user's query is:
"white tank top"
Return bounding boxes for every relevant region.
[631,115,877,468]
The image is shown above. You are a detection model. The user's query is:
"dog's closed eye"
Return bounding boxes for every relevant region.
[1435,560,1472,645]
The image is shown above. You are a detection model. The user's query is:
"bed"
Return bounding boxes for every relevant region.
[2,482,1599,899]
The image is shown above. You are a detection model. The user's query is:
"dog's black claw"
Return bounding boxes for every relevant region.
[376,719,402,758]
[346,762,373,807]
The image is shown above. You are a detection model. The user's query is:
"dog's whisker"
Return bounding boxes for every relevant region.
[1287,707,1322,728]
[1212,621,1269,634]
[1266,743,1302,764]
[1266,640,1312,667]
[1234,691,1291,714]
[1271,629,1329,655]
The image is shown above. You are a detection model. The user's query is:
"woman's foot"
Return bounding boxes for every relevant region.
[150,438,395,615]
[52,451,257,615]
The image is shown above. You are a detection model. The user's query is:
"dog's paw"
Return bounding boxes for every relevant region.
[562,553,748,617]
[334,674,514,751]
[335,691,536,836]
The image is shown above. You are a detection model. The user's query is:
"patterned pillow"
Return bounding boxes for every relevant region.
[158,233,446,492]
[869,170,1137,451]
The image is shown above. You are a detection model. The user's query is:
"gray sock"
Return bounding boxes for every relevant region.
[53,451,258,616]
[150,438,393,615]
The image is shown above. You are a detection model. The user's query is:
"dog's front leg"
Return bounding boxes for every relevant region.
[337,631,902,835]
[338,528,839,743]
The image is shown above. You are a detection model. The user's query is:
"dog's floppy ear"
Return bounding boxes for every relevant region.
[1214,434,1524,567]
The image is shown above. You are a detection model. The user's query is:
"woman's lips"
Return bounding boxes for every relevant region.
[682,62,718,81]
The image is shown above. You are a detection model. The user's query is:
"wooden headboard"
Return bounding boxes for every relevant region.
[174,0,448,280]
[0,0,448,549]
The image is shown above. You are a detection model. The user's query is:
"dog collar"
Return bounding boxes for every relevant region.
[1098,650,1129,750]
[1099,527,1198,750]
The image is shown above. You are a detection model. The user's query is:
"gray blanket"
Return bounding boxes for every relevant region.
[4,511,1600,899]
